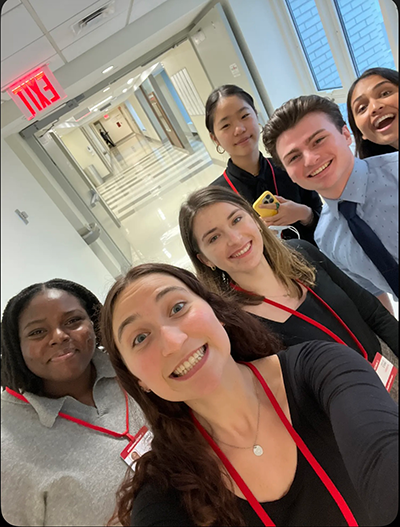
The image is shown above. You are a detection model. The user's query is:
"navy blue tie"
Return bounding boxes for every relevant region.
[338,200,398,298]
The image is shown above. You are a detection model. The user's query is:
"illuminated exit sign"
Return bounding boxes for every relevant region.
[5,64,67,120]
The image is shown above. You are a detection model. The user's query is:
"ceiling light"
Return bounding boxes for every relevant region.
[102,66,114,74]
[122,88,128,93]
[89,95,112,111]
[127,78,134,84]
[103,87,110,92]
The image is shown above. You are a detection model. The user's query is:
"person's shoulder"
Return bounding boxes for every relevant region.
[365,151,398,171]
[210,174,228,188]
[132,481,193,526]
[280,340,361,375]
[285,239,322,264]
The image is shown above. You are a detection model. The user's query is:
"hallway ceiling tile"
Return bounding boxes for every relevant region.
[1,0,21,15]
[1,3,43,60]
[129,0,169,23]
[49,0,131,51]
[60,10,129,62]
[1,35,55,90]
[27,0,106,31]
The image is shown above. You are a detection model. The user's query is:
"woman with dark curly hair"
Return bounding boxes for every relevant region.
[347,67,398,159]
[1,279,146,526]
[101,262,398,527]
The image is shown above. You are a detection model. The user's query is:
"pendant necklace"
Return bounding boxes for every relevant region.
[210,376,264,457]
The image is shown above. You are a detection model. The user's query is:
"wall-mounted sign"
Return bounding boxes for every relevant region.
[5,64,67,120]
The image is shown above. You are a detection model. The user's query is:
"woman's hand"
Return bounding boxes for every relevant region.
[260,196,314,227]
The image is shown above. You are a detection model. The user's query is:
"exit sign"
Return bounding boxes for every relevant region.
[5,64,67,120]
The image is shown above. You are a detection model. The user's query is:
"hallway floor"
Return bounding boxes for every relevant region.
[97,134,223,270]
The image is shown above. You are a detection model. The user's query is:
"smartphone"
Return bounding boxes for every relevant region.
[252,191,280,218]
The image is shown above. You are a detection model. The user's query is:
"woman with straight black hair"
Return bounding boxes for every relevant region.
[347,67,398,159]
[101,262,398,526]
[207,84,323,245]
[1,278,146,526]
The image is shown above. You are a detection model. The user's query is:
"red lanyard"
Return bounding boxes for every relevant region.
[231,282,368,360]
[191,361,358,526]
[223,157,278,195]
[5,386,136,441]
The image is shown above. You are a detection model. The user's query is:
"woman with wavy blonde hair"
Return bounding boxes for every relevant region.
[179,186,397,362]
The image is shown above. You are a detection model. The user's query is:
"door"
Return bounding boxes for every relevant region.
[144,88,184,148]
[34,130,134,273]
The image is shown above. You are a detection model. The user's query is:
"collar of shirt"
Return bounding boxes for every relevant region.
[17,349,116,428]
[227,152,267,184]
[323,157,368,219]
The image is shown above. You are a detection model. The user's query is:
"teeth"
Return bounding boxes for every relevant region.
[231,242,251,258]
[310,161,330,177]
[375,114,394,128]
[173,346,206,377]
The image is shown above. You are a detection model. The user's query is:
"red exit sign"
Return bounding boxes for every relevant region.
[5,64,67,120]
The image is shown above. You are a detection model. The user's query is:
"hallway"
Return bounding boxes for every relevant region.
[96,134,223,269]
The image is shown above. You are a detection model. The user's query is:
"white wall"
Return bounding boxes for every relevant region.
[222,0,305,110]
[61,128,109,178]
[127,93,160,141]
[1,138,115,313]
[160,39,226,163]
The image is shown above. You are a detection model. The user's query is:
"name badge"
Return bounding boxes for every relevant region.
[120,425,153,470]
[372,352,398,392]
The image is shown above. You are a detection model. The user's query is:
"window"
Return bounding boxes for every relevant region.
[285,0,342,90]
[334,0,396,75]
[283,0,396,93]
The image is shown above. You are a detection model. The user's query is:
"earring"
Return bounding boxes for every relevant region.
[216,144,225,155]
[210,265,216,271]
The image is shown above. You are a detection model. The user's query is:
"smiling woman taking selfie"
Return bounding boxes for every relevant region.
[101,263,398,527]
[1,279,146,527]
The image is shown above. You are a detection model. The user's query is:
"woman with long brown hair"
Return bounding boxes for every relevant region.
[178,186,397,364]
[101,262,397,526]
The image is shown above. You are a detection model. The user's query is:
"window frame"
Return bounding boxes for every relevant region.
[271,0,398,106]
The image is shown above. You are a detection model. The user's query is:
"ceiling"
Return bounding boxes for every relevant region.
[1,0,212,133]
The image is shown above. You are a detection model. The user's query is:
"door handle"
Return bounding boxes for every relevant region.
[90,189,100,207]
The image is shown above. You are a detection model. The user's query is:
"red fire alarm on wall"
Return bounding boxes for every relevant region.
[5,64,67,120]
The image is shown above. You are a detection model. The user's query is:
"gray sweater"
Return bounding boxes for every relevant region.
[1,349,147,526]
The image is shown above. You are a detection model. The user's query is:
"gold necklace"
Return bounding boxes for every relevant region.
[209,377,263,457]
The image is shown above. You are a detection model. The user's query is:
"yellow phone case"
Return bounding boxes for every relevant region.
[252,191,279,218]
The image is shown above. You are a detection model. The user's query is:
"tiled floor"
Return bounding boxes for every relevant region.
[97,134,223,271]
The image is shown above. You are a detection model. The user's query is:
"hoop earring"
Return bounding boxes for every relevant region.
[210,265,216,271]
[216,144,225,155]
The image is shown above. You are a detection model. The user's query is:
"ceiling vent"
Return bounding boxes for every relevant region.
[71,1,115,36]
[99,102,112,112]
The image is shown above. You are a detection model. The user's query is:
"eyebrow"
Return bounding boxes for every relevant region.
[117,286,187,342]
[22,309,84,331]
[352,80,392,107]
[283,129,325,161]
[217,106,249,126]
[200,208,241,241]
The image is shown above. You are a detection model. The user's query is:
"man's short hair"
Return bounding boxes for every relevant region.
[263,95,346,166]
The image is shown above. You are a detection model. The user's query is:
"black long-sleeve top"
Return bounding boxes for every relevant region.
[131,341,398,526]
[210,154,323,245]
[253,239,398,361]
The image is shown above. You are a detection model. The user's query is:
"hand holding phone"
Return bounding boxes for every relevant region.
[253,191,280,218]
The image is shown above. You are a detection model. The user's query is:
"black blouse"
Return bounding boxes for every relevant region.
[131,342,398,526]
[211,154,323,245]
[254,240,398,361]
